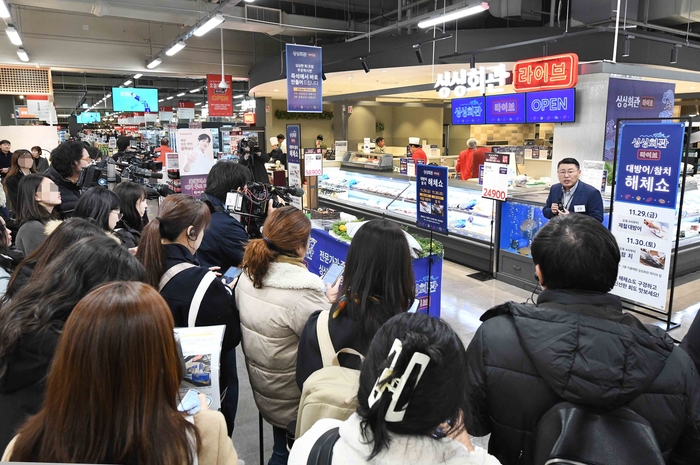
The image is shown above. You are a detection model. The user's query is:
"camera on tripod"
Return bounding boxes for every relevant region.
[237,137,260,156]
[225,182,304,238]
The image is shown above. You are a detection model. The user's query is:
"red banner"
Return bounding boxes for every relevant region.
[244,112,256,125]
[512,53,579,92]
[207,74,233,117]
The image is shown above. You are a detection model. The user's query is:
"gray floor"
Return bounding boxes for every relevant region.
[230,260,700,464]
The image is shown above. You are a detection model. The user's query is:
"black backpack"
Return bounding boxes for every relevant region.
[524,402,665,465]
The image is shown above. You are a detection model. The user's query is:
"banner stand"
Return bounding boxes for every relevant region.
[609,117,693,331]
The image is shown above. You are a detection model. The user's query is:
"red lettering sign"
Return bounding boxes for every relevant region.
[206,74,233,117]
[512,53,578,92]
[244,112,256,125]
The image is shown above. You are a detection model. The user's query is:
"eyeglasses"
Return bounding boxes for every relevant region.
[112,211,123,220]
[557,170,578,176]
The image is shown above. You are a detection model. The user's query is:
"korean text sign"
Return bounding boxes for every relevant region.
[526,88,575,123]
[452,97,485,125]
[304,148,323,177]
[286,124,302,209]
[435,64,509,99]
[206,74,233,117]
[512,53,579,92]
[416,165,448,234]
[482,152,509,201]
[485,93,526,124]
[610,122,684,311]
[286,44,322,113]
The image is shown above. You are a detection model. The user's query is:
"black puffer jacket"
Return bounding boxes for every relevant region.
[44,166,81,219]
[466,289,700,465]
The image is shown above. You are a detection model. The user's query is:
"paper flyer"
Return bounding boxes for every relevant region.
[174,325,226,410]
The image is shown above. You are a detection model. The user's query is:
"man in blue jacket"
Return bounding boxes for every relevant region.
[543,157,604,222]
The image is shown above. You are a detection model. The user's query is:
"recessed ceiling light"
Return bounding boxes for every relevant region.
[273,89,279,92]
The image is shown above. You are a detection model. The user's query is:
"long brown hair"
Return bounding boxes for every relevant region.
[16,174,58,224]
[242,206,311,288]
[136,194,210,287]
[5,149,36,180]
[9,282,199,464]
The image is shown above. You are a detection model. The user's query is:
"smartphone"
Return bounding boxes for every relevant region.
[322,263,344,287]
[177,389,212,415]
[222,266,243,285]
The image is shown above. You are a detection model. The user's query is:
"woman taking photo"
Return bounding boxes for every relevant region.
[0,235,146,451]
[1,281,238,465]
[113,181,148,248]
[296,219,415,390]
[136,194,240,434]
[4,150,37,215]
[236,206,336,465]
[30,146,48,174]
[14,174,61,255]
[73,186,121,234]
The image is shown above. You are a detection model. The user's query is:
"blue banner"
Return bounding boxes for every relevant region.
[615,122,684,209]
[416,165,449,234]
[526,88,575,123]
[286,44,323,113]
[286,124,301,164]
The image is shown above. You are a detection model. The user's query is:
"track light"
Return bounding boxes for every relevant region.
[470,55,476,68]
[413,44,424,64]
[16,48,28,62]
[5,26,21,46]
[194,14,225,37]
[133,73,143,79]
[543,42,549,56]
[146,57,162,69]
[166,40,186,56]
[623,36,631,58]
[671,44,680,64]
[418,2,489,28]
[322,72,327,81]
[0,1,10,19]
[361,58,370,73]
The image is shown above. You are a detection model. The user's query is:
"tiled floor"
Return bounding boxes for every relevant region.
[230,260,700,464]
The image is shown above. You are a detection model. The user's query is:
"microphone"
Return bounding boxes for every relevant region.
[557,187,565,212]
[275,185,304,197]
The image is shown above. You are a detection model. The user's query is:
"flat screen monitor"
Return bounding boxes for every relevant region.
[77,112,101,123]
[485,93,526,124]
[452,97,485,125]
[111,87,158,112]
[526,88,576,123]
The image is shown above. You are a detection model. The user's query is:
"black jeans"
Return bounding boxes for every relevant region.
[221,348,239,436]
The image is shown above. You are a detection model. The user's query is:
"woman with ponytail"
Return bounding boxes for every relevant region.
[288,313,500,465]
[236,206,337,465]
[135,194,241,435]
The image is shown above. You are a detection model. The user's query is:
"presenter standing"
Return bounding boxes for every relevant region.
[543,157,604,222]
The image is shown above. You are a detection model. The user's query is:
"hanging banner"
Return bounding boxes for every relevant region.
[177,101,195,120]
[604,78,675,161]
[610,122,684,311]
[285,44,322,113]
[304,148,323,177]
[482,152,510,201]
[177,129,215,197]
[286,124,302,209]
[159,106,174,122]
[145,112,158,123]
[416,165,449,234]
[206,74,233,117]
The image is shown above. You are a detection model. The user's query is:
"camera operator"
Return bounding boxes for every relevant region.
[238,137,270,183]
[198,161,252,270]
[113,136,136,163]
[45,141,91,218]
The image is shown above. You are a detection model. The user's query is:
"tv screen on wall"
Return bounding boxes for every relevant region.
[111,87,158,112]
[526,88,576,123]
[485,93,526,124]
[452,97,485,125]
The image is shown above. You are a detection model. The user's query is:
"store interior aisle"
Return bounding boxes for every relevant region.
[231,260,700,463]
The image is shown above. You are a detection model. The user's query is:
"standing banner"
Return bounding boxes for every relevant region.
[581,160,607,193]
[610,122,684,311]
[481,152,510,201]
[286,124,303,209]
[285,44,322,113]
[207,74,233,117]
[177,101,195,120]
[304,148,323,177]
[416,165,448,234]
[177,129,215,197]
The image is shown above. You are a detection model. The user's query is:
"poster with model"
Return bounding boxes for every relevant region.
[177,128,215,197]
[174,325,225,410]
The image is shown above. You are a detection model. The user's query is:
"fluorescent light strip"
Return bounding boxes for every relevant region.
[146,57,162,69]
[133,73,143,79]
[166,96,173,100]
[417,2,489,29]
[233,94,245,99]
[165,40,186,56]
[193,14,224,37]
[177,92,186,97]
[6,26,21,46]
[0,1,10,19]
[189,87,201,93]
[16,48,28,62]
[123,79,133,86]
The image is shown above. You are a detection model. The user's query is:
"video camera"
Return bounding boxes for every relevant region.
[237,137,261,156]
[225,182,304,238]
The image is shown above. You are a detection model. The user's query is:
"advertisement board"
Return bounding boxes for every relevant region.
[177,129,215,197]
[485,93,526,124]
[286,124,302,209]
[77,112,101,123]
[452,97,485,125]
[526,88,576,123]
[112,87,158,112]
[304,148,323,177]
[285,44,322,113]
[206,74,233,117]
[416,165,448,234]
[481,152,510,201]
[177,101,195,120]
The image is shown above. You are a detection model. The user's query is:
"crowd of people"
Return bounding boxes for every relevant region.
[0,139,696,465]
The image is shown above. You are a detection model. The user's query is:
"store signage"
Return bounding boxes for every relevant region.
[334,141,347,159]
[241,99,256,112]
[304,148,323,177]
[133,112,145,124]
[512,53,579,92]
[206,74,233,117]
[159,106,173,122]
[416,165,449,234]
[435,64,509,99]
[610,122,684,311]
[399,158,416,176]
[286,124,303,209]
[482,152,509,201]
[166,152,179,170]
[243,112,256,125]
[286,44,323,113]
[27,95,56,123]
[526,88,576,123]
[177,128,215,197]
[108,137,117,149]
[581,160,607,193]
[452,97,485,125]
[485,93,526,124]
[177,101,195,120]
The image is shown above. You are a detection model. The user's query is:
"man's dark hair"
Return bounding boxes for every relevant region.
[205,160,252,202]
[375,137,384,144]
[0,140,10,145]
[116,136,132,152]
[198,134,211,143]
[557,157,580,169]
[160,138,169,146]
[277,134,285,141]
[86,146,101,161]
[317,134,323,141]
[531,215,620,293]
[50,141,85,178]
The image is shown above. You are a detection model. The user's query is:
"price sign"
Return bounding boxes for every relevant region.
[304,148,323,177]
[481,152,510,201]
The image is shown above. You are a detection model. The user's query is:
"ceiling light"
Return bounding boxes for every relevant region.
[273,89,279,92]
[361,58,370,73]
[105,93,111,98]
[189,87,201,93]
[418,2,489,28]
[146,57,162,69]
[234,94,245,99]
[5,26,22,46]
[195,102,203,106]
[177,92,186,97]
[18,95,23,99]
[158,98,164,102]
[193,14,225,37]
[413,44,423,64]
[123,79,133,86]
[623,36,631,58]
[166,96,173,100]
[133,73,143,79]
[166,40,186,56]
[671,44,680,64]
[16,48,28,62]
[0,1,10,19]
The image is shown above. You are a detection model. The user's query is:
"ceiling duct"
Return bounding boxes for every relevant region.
[244,5,285,35]
[488,0,542,21]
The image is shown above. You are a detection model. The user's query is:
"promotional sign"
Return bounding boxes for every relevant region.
[176,129,215,197]
[166,152,179,170]
[27,95,56,123]
[159,106,173,122]
[482,152,510,201]
[206,74,233,117]
[604,78,675,160]
[286,44,322,113]
[512,53,579,92]
[108,137,117,149]
[177,101,195,120]
[112,87,158,112]
[243,112,256,125]
[173,325,225,410]
[77,112,101,123]
[400,158,408,175]
[526,88,576,123]
[363,137,371,154]
[286,124,302,209]
[416,165,448,234]
[610,122,684,311]
[452,97,485,125]
[334,141,347,159]
[304,148,323,177]
[581,160,607,193]
[434,64,509,99]
[485,93,526,124]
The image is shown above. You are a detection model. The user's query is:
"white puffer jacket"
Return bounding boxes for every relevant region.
[236,259,331,428]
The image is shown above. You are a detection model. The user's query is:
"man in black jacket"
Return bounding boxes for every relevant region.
[45,141,91,218]
[466,214,700,465]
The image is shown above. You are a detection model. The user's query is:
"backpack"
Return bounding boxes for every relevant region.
[295,310,364,439]
[524,401,666,465]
